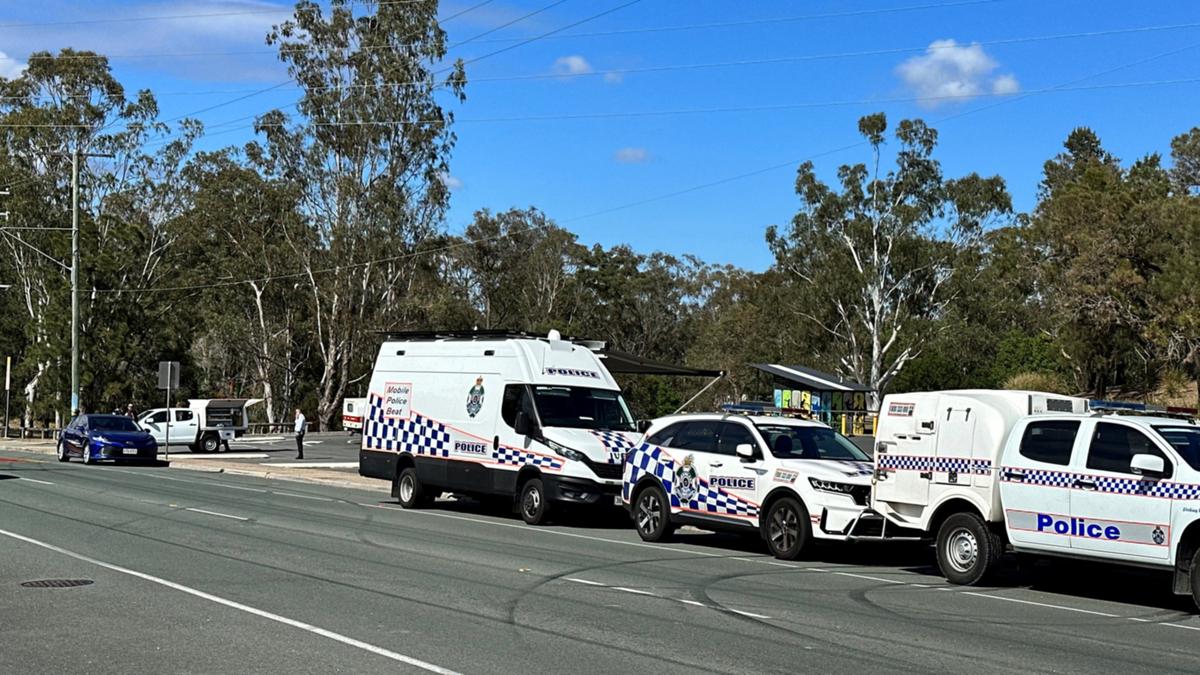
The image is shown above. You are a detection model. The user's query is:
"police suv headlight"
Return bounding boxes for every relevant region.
[808,478,856,496]
[545,439,585,462]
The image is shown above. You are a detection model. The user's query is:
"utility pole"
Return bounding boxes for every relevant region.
[66,148,114,416]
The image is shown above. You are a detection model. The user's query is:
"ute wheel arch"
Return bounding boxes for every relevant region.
[927,498,1000,540]
[1173,521,1200,597]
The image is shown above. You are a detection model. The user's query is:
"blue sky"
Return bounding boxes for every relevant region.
[2,0,1198,270]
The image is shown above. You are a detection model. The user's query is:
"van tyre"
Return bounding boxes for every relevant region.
[394,468,432,508]
[937,512,1002,585]
[632,485,674,542]
[519,478,550,525]
[763,497,810,560]
[1189,547,1200,612]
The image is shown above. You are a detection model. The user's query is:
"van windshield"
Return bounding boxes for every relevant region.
[755,424,870,461]
[1154,426,1200,471]
[531,386,636,432]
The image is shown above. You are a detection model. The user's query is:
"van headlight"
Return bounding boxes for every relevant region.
[808,478,856,495]
[545,439,585,462]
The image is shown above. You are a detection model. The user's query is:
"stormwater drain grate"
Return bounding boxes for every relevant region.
[20,579,94,589]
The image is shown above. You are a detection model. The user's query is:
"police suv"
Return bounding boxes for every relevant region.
[872,389,1200,608]
[623,413,886,559]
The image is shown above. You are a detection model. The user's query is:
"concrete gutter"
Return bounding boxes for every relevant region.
[1,439,388,494]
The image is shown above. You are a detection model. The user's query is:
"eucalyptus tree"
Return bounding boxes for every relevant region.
[249,0,466,428]
[767,113,1011,406]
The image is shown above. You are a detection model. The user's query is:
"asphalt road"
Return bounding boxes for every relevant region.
[3,449,1200,674]
[167,431,363,472]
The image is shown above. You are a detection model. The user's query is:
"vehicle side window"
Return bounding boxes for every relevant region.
[1018,421,1079,466]
[1087,422,1173,477]
[68,416,83,430]
[716,422,757,457]
[147,411,168,424]
[501,385,533,428]
[647,423,683,447]
[670,422,719,453]
[175,410,194,422]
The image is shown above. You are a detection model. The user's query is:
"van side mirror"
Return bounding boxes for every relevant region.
[514,411,538,437]
[736,443,756,461]
[1131,453,1165,477]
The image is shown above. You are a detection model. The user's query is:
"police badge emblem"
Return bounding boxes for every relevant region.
[466,376,485,418]
[1152,526,1165,545]
[675,454,698,502]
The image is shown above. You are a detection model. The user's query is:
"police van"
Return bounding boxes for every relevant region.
[623,413,894,559]
[358,330,641,524]
[872,389,1200,608]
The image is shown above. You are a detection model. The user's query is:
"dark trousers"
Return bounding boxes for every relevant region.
[296,432,304,458]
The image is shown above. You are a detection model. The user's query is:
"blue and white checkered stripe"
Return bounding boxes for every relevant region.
[591,430,637,464]
[1006,466,1200,500]
[364,394,451,457]
[622,443,759,518]
[495,445,564,470]
[876,454,992,475]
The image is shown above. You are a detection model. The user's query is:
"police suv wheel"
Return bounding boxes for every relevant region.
[394,468,429,509]
[519,478,550,525]
[937,512,1001,585]
[56,441,69,462]
[1189,547,1200,612]
[633,485,674,542]
[763,497,810,560]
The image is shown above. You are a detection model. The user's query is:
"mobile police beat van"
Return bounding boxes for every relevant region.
[358,330,641,524]
[872,389,1200,608]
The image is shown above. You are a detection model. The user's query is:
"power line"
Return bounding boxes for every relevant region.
[0,0,432,30]
[87,41,1200,296]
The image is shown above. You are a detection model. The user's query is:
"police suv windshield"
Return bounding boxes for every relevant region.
[755,424,870,461]
[1154,426,1200,471]
[531,386,636,432]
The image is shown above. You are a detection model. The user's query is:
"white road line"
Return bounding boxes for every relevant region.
[184,507,249,522]
[565,578,606,586]
[1160,621,1200,632]
[168,453,270,460]
[612,586,657,596]
[18,477,55,485]
[0,527,459,675]
[832,571,907,585]
[730,609,772,619]
[271,491,334,502]
[679,599,705,607]
[961,591,1120,617]
[103,467,268,493]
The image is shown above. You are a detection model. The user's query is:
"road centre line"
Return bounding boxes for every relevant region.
[18,477,55,485]
[564,576,773,620]
[0,527,460,675]
[960,591,1120,617]
[271,491,334,501]
[613,586,657,596]
[184,507,249,522]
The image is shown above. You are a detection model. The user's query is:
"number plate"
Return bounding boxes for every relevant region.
[122,448,139,455]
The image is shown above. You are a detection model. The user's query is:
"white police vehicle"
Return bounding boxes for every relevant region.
[623,413,887,559]
[358,330,641,525]
[872,389,1200,609]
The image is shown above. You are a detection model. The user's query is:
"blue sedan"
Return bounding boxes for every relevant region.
[57,414,159,465]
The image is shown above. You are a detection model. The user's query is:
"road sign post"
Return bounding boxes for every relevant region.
[4,356,10,440]
[158,361,180,460]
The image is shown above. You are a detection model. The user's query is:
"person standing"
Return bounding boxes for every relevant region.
[294,408,307,459]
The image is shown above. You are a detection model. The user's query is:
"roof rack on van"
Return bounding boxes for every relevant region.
[376,329,606,350]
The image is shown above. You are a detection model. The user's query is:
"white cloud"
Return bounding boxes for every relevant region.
[552,55,592,77]
[992,73,1020,96]
[896,39,1019,107]
[613,147,649,164]
[438,172,463,190]
[0,51,27,80]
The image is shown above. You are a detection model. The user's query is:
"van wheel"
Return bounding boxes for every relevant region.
[1189,548,1200,612]
[763,497,810,560]
[937,512,1002,585]
[394,468,431,508]
[519,478,550,525]
[633,485,674,542]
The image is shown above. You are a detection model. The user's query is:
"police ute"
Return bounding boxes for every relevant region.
[359,330,640,524]
[872,389,1200,609]
[623,413,893,559]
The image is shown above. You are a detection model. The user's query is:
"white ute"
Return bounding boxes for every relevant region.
[872,389,1200,608]
[623,413,891,559]
[137,398,262,453]
[358,330,641,524]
